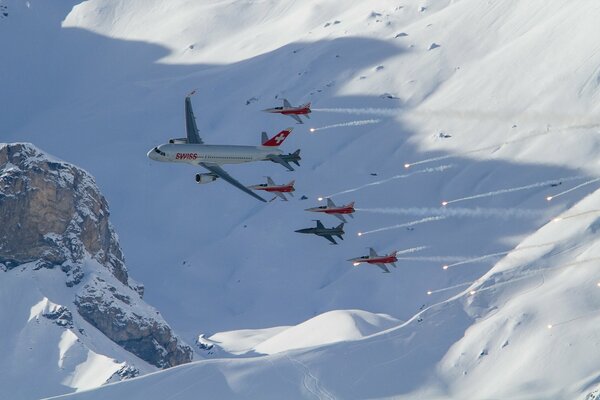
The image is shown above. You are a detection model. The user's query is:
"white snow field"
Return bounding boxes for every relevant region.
[3,0,600,398]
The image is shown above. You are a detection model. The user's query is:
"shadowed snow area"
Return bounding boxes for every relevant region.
[4,0,600,398]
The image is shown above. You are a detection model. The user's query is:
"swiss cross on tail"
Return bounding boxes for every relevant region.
[262,128,293,147]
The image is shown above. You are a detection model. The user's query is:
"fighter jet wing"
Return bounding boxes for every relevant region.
[323,235,338,245]
[266,177,275,186]
[283,99,292,108]
[185,94,203,144]
[369,248,378,257]
[326,198,336,208]
[315,220,325,229]
[333,213,347,223]
[376,263,391,273]
[289,114,303,124]
[275,192,288,201]
[200,163,266,202]
[266,154,294,171]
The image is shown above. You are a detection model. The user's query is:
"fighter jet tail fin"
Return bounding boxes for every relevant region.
[262,128,293,147]
[261,131,268,144]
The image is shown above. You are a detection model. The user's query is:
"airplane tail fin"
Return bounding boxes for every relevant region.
[304,102,311,109]
[261,131,268,144]
[262,128,293,147]
[337,222,345,231]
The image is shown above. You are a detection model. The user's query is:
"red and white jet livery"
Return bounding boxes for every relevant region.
[305,198,355,222]
[249,177,295,201]
[348,248,398,273]
[263,99,311,124]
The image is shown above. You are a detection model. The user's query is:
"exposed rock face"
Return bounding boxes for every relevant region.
[0,142,127,285]
[0,143,193,368]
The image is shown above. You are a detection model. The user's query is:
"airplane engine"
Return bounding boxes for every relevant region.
[195,173,218,184]
[169,137,188,144]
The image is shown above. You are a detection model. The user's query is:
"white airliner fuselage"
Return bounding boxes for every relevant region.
[148,143,283,165]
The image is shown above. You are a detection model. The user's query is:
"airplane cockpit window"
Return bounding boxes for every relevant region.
[154,147,166,156]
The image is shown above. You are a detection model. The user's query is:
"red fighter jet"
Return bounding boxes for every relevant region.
[348,248,398,273]
[263,99,311,124]
[305,198,355,222]
[249,177,295,201]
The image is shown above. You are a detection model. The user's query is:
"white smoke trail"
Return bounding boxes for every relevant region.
[547,177,600,201]
[553,209,600,221]
[313,107,399,117]
[443,176,585,205]
[427,281,473,295]
[309,119,381,132]
[358,216,446,236]
[404,130,549,168]
[396,256,468,263]
[327,164,453,198]
[356,206,548,219]
[395,246,428,255]
[445,241,557,269]
[313,107,600,127]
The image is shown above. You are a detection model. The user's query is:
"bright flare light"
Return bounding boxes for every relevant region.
[469,290,476,295]
[596,282,600,287]
[318,197,324,201]
[427,291,432,295]
[441,201,448,206]
[553,217,562,222]
[442,265,449,270]
[547,324,553,329]
[353,262,361,267]
[309,128,316,133]
[404,163,411,169]
[546,196,553,201]
[357,232,363,236]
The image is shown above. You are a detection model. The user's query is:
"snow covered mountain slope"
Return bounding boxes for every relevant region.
[3,0,600,398]
[0,143,192,399]
[203,309,400,356]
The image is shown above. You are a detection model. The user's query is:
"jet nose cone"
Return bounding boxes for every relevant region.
[147,148,156,160]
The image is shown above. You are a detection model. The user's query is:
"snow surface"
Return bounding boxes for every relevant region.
[4,0,600,398]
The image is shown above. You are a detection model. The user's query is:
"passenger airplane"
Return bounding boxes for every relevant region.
[263,99,311,124]
[147,92,294,202]
[348,248,398,273]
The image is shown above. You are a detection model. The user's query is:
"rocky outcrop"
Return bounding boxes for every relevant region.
[0,143,127,285]
[0,143,193,368]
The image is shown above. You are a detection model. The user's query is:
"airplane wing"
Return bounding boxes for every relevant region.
[376,263,391,273]
[315,220,325,229]
[275,192,288,201]
[185,95,203,144]
[200,163,266,202]
[289,114,303,124]
[333,213,347,223]
[369,248,378,257]
[323,235,338,245]
[266,154,294,171]
[266,177,275,186]
[283,99,292,108]
[326,198,336,208]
